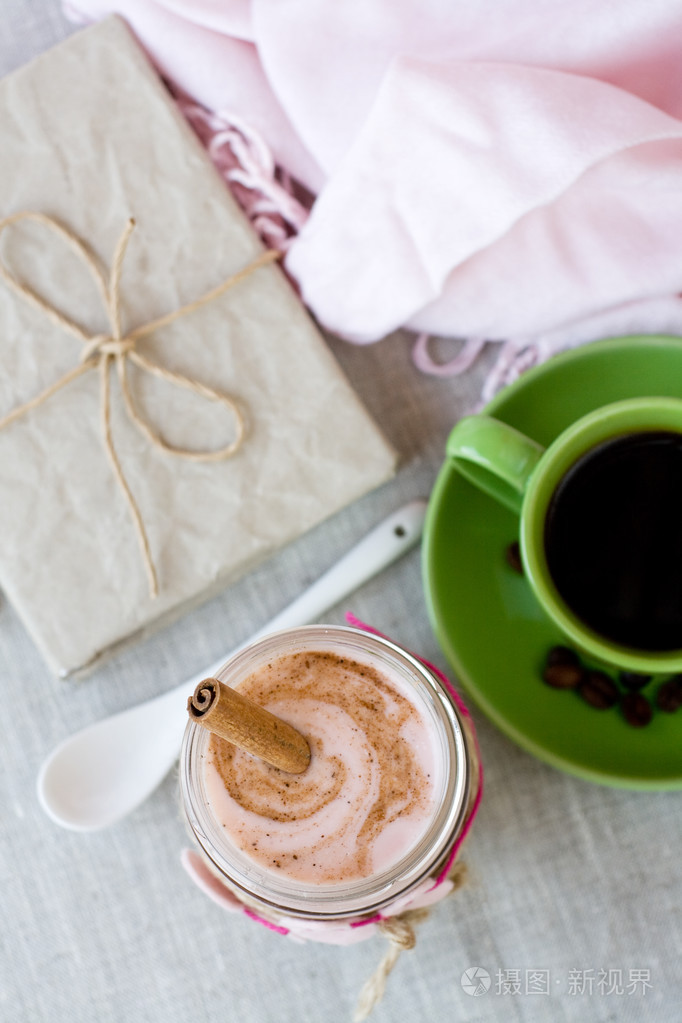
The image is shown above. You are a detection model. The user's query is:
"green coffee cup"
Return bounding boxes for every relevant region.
[446,396,682,674]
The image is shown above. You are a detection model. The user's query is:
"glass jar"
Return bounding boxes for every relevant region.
[180,625,477,925]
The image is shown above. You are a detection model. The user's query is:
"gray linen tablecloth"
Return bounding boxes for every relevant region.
[1,6,680,1022]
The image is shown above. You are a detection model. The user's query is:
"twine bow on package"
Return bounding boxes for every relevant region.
[0,17,396,676]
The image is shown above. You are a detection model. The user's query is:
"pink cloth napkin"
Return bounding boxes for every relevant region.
[65,1,682,393]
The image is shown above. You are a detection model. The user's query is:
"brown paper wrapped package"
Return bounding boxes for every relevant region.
[0,17,396,676]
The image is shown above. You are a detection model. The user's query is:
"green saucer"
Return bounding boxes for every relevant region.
[423,335,682,789]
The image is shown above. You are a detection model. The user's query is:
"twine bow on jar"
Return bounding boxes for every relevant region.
[0,211,280,597]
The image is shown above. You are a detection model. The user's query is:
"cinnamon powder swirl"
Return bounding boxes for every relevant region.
[203,650,441,884]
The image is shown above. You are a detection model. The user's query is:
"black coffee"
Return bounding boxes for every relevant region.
[544,430,682,651]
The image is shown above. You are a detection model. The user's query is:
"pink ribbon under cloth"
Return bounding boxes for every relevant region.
[66,1,682,395]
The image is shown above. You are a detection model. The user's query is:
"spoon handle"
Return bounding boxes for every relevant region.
[170,500,425,700]
[184,499,430,709]
[239,498,427,644]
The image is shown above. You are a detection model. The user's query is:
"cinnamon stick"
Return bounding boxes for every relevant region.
[187,677,311,774]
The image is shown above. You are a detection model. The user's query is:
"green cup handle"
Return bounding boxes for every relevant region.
[446,416,545,513]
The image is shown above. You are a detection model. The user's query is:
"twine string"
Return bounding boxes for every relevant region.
[352,910,428,1023]
[0,211,279,597]
[353,861,469,1022]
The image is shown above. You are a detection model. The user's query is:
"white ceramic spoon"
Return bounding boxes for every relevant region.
[37,499,427,831]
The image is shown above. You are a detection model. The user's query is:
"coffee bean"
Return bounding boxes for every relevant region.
[578,670,619,709]
[505,541,523,574]
[656,676,682,713]
[621,691,653,727]
[542,647,583,689]
[546,645,581,668]
[618,671,652,692]
[543,663,584,689]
